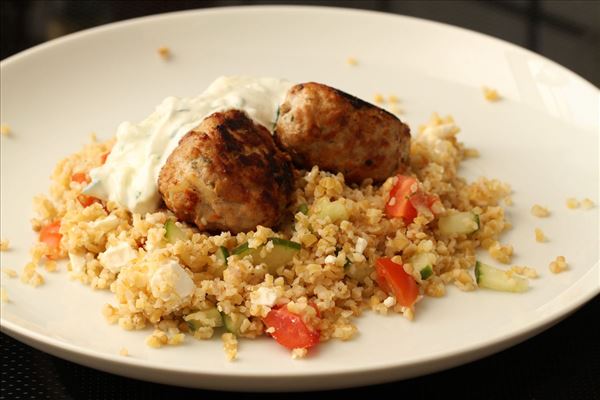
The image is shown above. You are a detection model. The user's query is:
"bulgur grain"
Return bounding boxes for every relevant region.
[482,86,501,102]
[549,256,568,274]
[222,333,238,361]
[346,57,358,66]
[534,228,546,243]
[0,239,9,251]
[3,268,17,278]
[581,198,595,209]
[119,347,129,356]
[531,205,550,218]
[157,46,171,60]
[566,198,579,209]
[0,124,10,136]
[291,348,308,359]
[373,93,384,104]
[508,265,538,279]
[0,287,8,303]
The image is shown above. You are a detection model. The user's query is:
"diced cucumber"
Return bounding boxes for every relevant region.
[216,246,229,265]
[184,307,224,331]
[420,266,433,280]
[297,203,309,215]
[438,211,479,235]
[475,261,528,293]
[314,198,349,223]
[164,220,187,243]
[231,242,250,256]
[231,238,301,274]
[410,252,436,280]
[223,312,244,335]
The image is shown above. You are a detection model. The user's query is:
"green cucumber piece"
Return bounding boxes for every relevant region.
[297,203,309,215]
[164,220,187,243]
[420,266,433,280]
[223,312,244,335]
[475,261,528,293]
[184,307,224,330]
[216,246,229,265]
[438,211,479,235]
[410,252,436,280]
[231,238,301,274]
[314,198,349,223]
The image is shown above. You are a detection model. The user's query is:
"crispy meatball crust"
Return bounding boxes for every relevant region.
[274,82,410,183]
[158,110,294,234]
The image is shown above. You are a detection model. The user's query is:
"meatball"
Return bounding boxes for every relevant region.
[274,82,410,183]
[158,110,294,234]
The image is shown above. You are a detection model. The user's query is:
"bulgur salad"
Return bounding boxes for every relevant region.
[26,76,525,359]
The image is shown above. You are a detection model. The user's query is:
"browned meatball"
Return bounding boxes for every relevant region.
[158,110,294,234]
[274,82,410,183]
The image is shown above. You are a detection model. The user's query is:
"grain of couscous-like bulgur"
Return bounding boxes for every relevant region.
[531,204,550,218]
[566,198,580,209]
[3,268,17,278]
[581,198,595,209]
[482,86,501,102]
[549,256,568,274]
[534,228,546,243]
[222,333,238,361]
[157,46,171,60]
[346,57,358,66]
[0,239,9,251]
[0,124,10,136]
[27,112,517,359]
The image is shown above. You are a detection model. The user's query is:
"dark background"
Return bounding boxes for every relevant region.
[1,1,599,399]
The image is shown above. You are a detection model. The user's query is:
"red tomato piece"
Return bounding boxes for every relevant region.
[39,221,62,259]
[77,194,97,207]
[100,151,110,165]
[71,172,89,184]
[385,176,418,223]
[375,257,419,307]
[263,306,320,350]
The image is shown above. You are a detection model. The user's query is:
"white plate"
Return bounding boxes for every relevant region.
[1,6,598,392]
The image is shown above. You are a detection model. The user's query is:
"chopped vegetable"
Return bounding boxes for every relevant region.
[263,306,320,350]
[297,203,309,215]
[385,175,439,224]
[223,312,244,335]
[375,257,419,307]
[410,252,436,280]
[71,173,98,207]
[39,221,62,259]
[314,198,349,223]
[71,172,89,184]
[184,307,224,331]
[475,261,528,293]
[438,211,479,235]
[232,238,300,274]
[216,246,229,265]
[100,151,110,164]
[164,220,186,243]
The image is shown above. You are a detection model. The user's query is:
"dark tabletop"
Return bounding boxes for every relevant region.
[1,1,599,399]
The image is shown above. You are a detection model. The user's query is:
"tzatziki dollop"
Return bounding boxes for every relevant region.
[85,76,293,214]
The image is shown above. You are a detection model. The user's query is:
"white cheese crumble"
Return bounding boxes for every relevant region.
[150,259,194,301]
[98,242,137,273]
[251,286,278,307]
[355,237,368,254]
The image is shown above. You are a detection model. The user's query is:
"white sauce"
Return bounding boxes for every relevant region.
[149,259,195,301]
[86,76,293,214]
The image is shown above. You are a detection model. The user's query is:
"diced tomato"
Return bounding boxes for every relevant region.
[100,151,110,165]
[375,257,419,307]
[39,221,62,259]
[77,194,97,207]
[385,176,418,223]
[263,306,320,350]
[385,175,439,224]
[71,172,89,184]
